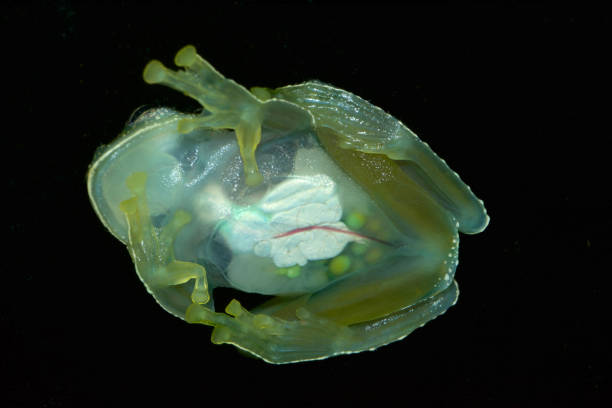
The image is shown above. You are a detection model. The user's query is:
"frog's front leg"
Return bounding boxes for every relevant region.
[119,172,210,306]
[142,45,264,186]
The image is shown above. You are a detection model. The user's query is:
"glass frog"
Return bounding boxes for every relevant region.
[87,45,489,364]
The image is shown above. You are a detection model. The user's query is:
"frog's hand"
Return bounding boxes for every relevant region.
[273,81,489,234]
[143,45,265,186]
[186,299,356,364]
[119,172,211,318]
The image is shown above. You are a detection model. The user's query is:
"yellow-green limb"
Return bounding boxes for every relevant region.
[185,299,356,364]
[142,45,265,186]
[119,172,210,305]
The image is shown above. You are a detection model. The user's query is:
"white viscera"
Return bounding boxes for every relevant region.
[218,175,359,268]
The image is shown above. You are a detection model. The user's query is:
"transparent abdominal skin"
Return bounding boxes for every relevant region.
[87,46,489,363]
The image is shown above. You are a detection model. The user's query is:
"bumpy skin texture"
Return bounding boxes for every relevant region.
[87,45,489,364]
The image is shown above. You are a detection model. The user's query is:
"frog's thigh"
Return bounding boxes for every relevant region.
[305,274,458,353]
[300,252,449,325]
[253,260,458,356]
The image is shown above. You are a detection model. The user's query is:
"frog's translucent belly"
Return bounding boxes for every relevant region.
[94,122,459,322]
[172,133,412,297]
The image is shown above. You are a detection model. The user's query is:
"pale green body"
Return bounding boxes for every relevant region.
[87,46,489,363]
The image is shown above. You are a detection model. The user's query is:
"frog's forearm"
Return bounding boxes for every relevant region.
[119,172,211,309]
[143,45,265,186]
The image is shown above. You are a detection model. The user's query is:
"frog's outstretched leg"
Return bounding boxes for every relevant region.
[143,46,264,186]
[184,279,458,364]
[273,81,489,233]
[119,172,210,307]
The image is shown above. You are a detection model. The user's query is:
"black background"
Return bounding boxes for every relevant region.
[4,1,609,406]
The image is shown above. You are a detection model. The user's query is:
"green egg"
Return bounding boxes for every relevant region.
[329,255,351,275]
[346,211,366,230]
[287,265,301,278]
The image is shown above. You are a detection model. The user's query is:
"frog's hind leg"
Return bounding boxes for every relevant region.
[273,81,489,233]
[184,278,458,364]
[346,279,459,350]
